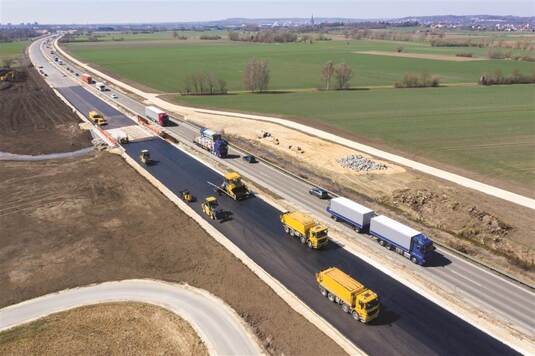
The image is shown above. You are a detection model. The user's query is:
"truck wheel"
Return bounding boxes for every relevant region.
[307,240,313,249]
[289,229,294,237]
[352,311,360,320]
[320,288,327,297]
[284,226,289,234]
[411,257,418,264]
[300,236,306,244]
[327,293,335,302]
[342,304,350,313]
[379,240,385,247]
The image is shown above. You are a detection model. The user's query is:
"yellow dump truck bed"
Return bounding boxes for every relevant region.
[316,267,365,306]
[88,111,107,125]
[281,211,316,235]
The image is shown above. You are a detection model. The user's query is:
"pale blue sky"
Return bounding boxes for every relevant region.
[1,0,533,24]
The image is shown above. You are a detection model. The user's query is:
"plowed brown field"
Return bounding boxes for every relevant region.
[0,58,91,155]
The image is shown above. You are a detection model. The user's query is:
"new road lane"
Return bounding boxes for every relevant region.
[123,138,516,356]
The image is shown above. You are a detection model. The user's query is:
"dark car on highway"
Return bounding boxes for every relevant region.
[309,187,329,199]
[243,155,257,163]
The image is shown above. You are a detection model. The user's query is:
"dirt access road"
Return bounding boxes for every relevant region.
[0,57,91,155]
[0,153,345,356]
[0,302,207,356]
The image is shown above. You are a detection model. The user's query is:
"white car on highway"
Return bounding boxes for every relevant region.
[111,94,119,99]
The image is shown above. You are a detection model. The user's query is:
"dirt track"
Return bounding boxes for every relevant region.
[0,60,91,155]
[0,153,345,356]
[0,302,208,356]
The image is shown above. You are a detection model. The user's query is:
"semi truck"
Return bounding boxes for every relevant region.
[81,74,92,84]
[316,267,380,323]
[327,197,375,232]
[280,211,329,249]
[194,128,228,158]
[144,106,169,126]
[369,215,435,265]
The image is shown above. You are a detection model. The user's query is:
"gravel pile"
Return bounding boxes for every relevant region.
[337,154,387,172]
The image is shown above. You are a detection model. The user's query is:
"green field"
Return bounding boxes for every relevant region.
[175,85,535,188]
[64,35,535,189]
[70,30,228,42]
[0,41,28,62]
[65,39,535,92]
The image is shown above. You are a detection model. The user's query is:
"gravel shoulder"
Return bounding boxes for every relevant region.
[0,153,345,356]
[0,302,208,356]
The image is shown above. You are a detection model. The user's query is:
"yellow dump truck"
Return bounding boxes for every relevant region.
[280,211,329,249]
[316,267,380,323]
[88,111,107,126]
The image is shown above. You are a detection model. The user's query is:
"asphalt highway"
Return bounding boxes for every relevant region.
[29,36,529,354]
[0,280,261,355]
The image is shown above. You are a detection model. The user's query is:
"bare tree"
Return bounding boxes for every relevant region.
[243,58,270,92]
[334,63,353,90]
[217,78,227,94]
[321,61,335,90]
[182,72,228,95]
[228,31,240,41]
[173,30,178,39]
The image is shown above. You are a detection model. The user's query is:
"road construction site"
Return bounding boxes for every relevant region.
[22,34,535,355]
[0,48,349,355]
[0,152,345,355]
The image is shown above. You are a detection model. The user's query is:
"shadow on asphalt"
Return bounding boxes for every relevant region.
[370,306,401,326]
[225,154,241,159]
[322,240,343,252]
[425,251,452,268]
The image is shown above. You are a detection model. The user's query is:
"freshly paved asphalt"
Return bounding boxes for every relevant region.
[122,138,516,356]
[0,280,261,355]
[29,36,525,355]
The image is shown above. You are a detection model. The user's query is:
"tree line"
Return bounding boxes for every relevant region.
[181,59,355,95]
[228,30,298,43]
[479,69,535,86]
[347,29,535,52]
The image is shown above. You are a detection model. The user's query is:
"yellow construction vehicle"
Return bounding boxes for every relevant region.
[0,69,15,81]
[179,190,195,203]
[280,211,329,249]
[201,196,223,220]
[316,267,380,324]
[88,111,107,126]
[139,149,151,165]
[208,171,250,201]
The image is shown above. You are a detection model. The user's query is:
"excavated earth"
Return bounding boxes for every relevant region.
[0,59,91,155]
[0,153,345,356]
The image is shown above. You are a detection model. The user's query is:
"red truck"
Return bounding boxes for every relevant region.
[145,106,169,126]
[81,74,92,84]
